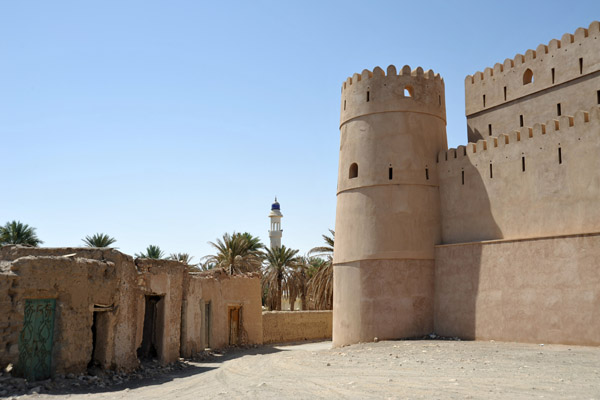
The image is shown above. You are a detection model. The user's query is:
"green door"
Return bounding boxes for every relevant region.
[18,299,56,381]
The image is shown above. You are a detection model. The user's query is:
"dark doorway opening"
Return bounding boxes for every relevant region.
[138,295,164,360]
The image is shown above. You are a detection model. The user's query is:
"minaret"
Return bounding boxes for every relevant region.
[268,197,283,248]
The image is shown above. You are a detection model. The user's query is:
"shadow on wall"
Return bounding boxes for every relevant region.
[435,156,502,339]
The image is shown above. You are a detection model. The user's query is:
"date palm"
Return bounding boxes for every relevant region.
[204,232,264,275]
[82,233,116,248]
[168,252,197,267]
[287,255,313,310]
[262,245,299,311]
[135,245,165,259]
[0,221,43,246]
[307,230,334,310]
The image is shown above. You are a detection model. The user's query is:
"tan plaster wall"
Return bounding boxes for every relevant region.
[180,271,262,355]
[465,21,600,141]
[434,233,600,345]
[439,106,600,244]
[262,311,332,344]
[333,260,434,347]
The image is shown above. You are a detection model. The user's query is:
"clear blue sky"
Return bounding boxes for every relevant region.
[1,1,598,261]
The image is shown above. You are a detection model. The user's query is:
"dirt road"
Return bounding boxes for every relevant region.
[18,340,600,399]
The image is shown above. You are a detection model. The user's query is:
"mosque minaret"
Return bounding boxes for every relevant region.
[268,197,283,249]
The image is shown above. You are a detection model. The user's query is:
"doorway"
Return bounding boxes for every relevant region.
[228,306,241,346]
[18,299,56,381]
[137,295,164,360]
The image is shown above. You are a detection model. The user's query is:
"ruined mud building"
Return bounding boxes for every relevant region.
[0,246,263,380]
[333,22,600,346]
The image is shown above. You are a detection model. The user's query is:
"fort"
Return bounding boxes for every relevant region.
[333,21,600,347]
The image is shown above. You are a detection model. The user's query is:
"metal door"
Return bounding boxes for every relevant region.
[18,299,56,381]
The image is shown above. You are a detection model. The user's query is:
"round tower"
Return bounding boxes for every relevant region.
[333,65,447,346]
[268,197,283,249]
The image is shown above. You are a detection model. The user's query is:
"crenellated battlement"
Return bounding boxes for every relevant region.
[438,105,600,168]
[464,21,600,117]
[340,65,446,127]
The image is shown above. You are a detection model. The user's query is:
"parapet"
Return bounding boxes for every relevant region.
[340,65,446,127]
[438,105,600,169]
[465,21,600,116]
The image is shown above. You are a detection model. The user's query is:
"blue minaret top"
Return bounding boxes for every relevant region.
[271,197,280,210]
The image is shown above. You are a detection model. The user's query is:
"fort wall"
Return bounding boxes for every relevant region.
[434,233,600,345]
[438,106,600,244]
[465,21,600,142]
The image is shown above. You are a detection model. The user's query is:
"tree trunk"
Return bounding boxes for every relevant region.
[276,276,282,311]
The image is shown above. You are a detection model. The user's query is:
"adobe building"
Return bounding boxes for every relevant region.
[0,245,262,381]
[333,21,600,347]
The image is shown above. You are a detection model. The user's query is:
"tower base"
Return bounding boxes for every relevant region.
[332,259,434,347]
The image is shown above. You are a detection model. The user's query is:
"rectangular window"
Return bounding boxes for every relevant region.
[489,163,493,179]
[461,170,464,185]
[388,167,393,180]
[558,147,562,164]
[488,124,492,136]
[366,91,370,102]
[483,94,486,107]
[344,100,346,110]
[597,90,600,105]
[551,68,555,84]
[520,115,524,127]
[522,156,526,172]
[503,86,507,101]
[579,58,583,74]
[425,168,429,180]
[557,103,561,116]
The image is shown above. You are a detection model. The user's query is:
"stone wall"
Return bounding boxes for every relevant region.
[262,311,332,344]
[434,233,600,346]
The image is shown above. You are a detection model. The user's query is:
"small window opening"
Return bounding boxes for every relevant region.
[579,58,583,74]
[425,168,429,180]
[349,163,358,179]
[438,95,441,105]
[366,91,370,102]
[488,124,492,136]
[461,170,465,185]
[523,68,534,85]
[344,100,346,110]
[519,115,524,127]
[483,94,486,107]
[503,86,507,101]
[597,90,600,105]
[558,147,562,164]
[522,156,526,172]
[489,163,493,179]
[551,68,555,84]
[557,103,561,116]
[404,85,413,97]
[388,167,393,180]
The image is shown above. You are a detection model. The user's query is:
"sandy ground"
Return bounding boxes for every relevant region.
[15,340,600,400]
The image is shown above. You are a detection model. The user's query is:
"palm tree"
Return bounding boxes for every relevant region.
[0,221,43,246]
[168,252,197,267]
[82,233,116,248]
[204,232,264,275]
[286,255,315,311]
[262,245,299,311]
[307,230,334,310]
[135,245,165,259]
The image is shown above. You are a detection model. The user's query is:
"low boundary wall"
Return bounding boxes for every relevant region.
[262,311,332,344]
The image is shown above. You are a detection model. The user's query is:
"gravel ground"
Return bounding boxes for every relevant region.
[4,340,600,399]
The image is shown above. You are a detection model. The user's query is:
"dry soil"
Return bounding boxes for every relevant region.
[16,340,600,399]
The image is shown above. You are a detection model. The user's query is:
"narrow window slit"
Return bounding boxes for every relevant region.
[503,86,507,101]
[520,115,524,127]
[558,147,562,164]
[344,100,346,110]
[483,94,486,107]
[425,168,429,180]
[557,103,561,116]
[489,163,493,179]
[366,91,370,102]
[522,156,526,172]
[388,167,393,180]
[438,95,441,105]
[461,170,465,185]
[597,90,600,105]
[551,68,555,84]
[488,124,492,136]
[579,58,583,74]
